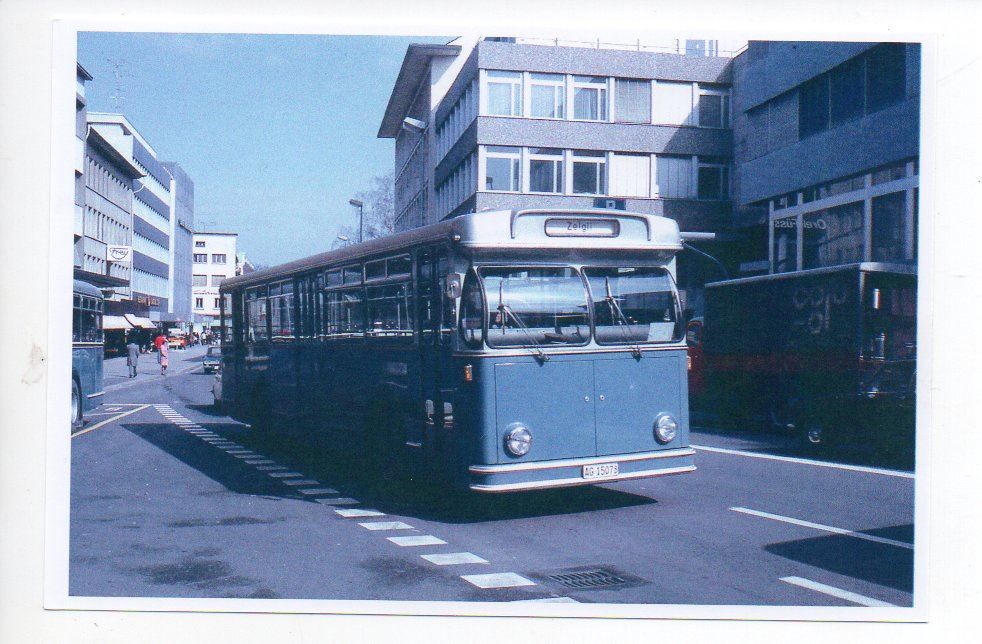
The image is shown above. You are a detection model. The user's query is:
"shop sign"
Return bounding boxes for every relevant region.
[107,245,132,263]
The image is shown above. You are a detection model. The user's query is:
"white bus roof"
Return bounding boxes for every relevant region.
[223,209,682,291]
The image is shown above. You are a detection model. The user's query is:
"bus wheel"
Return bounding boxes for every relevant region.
[801,420,829,450]
[71,379,82,432]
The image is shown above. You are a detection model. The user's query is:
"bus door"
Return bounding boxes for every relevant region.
[415,247,448,452]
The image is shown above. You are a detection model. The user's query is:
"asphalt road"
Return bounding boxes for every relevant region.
[69,361,915,606]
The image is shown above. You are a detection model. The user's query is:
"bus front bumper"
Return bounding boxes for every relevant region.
[467,447,696,493]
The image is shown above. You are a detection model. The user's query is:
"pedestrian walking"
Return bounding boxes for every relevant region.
[126,338,140,378]
[158,341,169,376]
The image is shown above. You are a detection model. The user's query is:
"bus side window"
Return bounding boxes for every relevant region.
[459,270,483,348]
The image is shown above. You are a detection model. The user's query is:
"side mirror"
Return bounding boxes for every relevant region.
[445,273,463,299]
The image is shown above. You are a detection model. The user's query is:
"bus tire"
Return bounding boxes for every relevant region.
[71,378,82,432]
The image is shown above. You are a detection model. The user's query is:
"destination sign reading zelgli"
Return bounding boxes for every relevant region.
[544,218,620,238]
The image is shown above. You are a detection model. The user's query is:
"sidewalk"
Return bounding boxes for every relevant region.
[103,344,210,393]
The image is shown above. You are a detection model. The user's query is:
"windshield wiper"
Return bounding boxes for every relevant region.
[604,277,642,359]
[498,281,548,363]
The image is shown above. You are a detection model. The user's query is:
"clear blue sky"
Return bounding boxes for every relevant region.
[78,32,448,266]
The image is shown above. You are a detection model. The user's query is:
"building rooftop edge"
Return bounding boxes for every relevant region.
[378,43,462,139]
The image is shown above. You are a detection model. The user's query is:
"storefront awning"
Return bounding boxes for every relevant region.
[125,314,157,330]
[103,315,132,330]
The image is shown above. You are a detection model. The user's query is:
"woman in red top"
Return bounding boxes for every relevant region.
[158,341,169,375]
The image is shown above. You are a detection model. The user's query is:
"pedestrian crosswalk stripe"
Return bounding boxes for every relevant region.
[387,535,446,547]
[317,497,360,505]
[358,521,413,531]
[460,573,536,589]
[267,472,303,478]
[298,488,339,495]
[335,508,384,518]
[421,552,489,566]
[282,479,320,486]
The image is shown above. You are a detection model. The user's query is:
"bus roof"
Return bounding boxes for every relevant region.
[73,279,104,298]
[706,262,917,289]
[222,209,682,292]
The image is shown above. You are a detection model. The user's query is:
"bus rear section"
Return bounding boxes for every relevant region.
[702,263,916,450]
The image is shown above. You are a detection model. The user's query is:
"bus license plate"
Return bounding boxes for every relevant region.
[582,463,619,480]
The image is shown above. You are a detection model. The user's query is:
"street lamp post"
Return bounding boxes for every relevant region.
[348,199,364,243]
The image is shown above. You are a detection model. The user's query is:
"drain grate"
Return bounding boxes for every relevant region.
[547,567,631,590]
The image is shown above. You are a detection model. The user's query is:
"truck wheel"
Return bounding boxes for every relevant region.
[71,379,82,432]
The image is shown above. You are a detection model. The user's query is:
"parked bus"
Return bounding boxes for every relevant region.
[72,280,105,430]
[701,263,916,448]
[220,209,695,492]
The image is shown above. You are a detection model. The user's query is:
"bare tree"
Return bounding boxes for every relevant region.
[352,170,395,241]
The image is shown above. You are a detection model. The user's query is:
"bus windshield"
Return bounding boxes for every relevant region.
[584,267,682,344]
[479,267,590,347]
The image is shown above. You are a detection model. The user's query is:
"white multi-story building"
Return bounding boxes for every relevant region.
[191,232,238,332]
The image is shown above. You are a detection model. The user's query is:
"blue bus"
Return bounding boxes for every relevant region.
[219,209,695,492]
[72,280,105,431]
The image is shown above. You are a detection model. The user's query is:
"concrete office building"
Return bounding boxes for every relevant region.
[162,161,195,330]
[379,37,740,312]
[729,41,920,274]
[75,104,143,297]
[191,232,238,333]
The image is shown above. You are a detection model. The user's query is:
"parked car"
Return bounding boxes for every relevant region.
[203,346,222,373]
[212,371,223,412]
[167,335,186,350]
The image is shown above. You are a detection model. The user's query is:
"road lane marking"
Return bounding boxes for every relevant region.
[317,498,360,505]
[267,472,303,478]
[692,444,914,479]
[282,479,321,486]
[359,521,413,531]
[335,508,385,518]
[388,535,447,547]
[298,488,339,495]
[421,552,489,566]
[510,597,578,603]
[730,507,914,550]
[73,404,150,438]
[780,576,898,607]
[461,573,536,589]
[248,460,277,466]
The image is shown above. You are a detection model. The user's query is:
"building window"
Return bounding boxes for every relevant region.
[194,297,204,309]
[772,216,798,274]
[484,146,521,191]
[528,73,565,119]
[830,55,865,126]
[799,74,830,138]
[609,153,651,197]
[192,274,207,287]
[866,43,907,112]
[528,148,564,193]
[211,275,225,287]
[193,253,207,263]
[698,85,730,128]
[653,81,693,125]
[194,241,205,248]
[697,159,729,200]
[572,76,608,121]
[615,79,651,124]
[572,150,607,194]
[655,155,694,198]
[486,70,522,116]
[214,297,221,309]
[212,253,227,264]
[871,191,906,262]
[801,201,865,270]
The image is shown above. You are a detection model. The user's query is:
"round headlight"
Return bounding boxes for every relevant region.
[504,424,532,457]
[653,413,678,444]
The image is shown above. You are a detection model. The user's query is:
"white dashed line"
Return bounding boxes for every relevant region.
[317,497,360,505]
[780,576,898,607]
[267,472,303,478]
[693,444,915,479]
[387,535,447,547]
[254,464,282,469]
[421,552,488,566]
[359,521,414,531]
[731,507,914,550]
[335,508,385,518]
[246,460,276,465]
[461,573,536,589]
